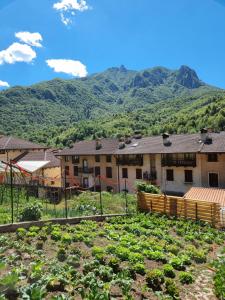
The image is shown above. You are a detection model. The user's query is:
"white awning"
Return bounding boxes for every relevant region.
[16,161,50,173]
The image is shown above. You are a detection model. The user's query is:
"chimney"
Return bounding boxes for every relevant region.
[200,128,209,143]
[134,130,142,139]
[96,139,102,150]
[162,133,171,146]
[200,128,212,144]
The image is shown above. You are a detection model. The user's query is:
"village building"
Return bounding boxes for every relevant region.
[0,136,61,188]
[57,129,225,195]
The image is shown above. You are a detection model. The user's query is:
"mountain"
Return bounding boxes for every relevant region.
[0,65,224,147]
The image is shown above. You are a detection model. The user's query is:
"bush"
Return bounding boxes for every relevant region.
[179,272,194,284]
[20,201,42,221]
[163,264,176,278]
[146,269,164,290]
[165,278,179,298]
[136,182,160,194]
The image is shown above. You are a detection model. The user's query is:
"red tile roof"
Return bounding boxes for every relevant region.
[184,187,225,206]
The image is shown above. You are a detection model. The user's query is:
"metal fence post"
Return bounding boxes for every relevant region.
[64,168,68,219]
[125,179,128,214]
[99,176,103,215]
[10,161,14,224]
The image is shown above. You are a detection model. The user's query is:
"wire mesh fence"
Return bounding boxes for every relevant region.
[0,182,137,225]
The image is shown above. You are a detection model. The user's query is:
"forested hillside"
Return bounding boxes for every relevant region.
[0,64,224,147]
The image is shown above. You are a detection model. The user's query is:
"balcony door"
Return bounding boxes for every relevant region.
[209,173,219,188]
[83,159,88,171]
[83,178,89,188]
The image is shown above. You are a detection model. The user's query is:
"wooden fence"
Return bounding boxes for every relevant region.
[137,192,223,228]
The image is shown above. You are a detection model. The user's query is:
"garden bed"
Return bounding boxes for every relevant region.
[0,213,224,299]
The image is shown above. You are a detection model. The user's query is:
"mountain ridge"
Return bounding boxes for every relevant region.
[0,65,224,147]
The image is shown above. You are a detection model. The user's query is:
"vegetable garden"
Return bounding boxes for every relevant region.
[0,213,224,299]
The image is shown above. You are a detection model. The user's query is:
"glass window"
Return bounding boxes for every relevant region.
[122,168,128,178]
[72,155,80,164]
[95,155,100,162]
[106,167,112,178]
[65,166,69,176]
[207,153,218,162]
[65,156,69,162]
[74,166,78,176]
[106,155,112,163]
[166,169,174,181]
[184,170,193,183]
[136,169,142,179]
[95,166,100,176]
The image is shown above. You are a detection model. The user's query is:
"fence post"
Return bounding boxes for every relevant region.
[64,168,68,219]
[99,176,103,215]
[125,179,128,214]
[10,161,14,224]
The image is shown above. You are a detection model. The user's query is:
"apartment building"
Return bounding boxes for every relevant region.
[57,130,225,195]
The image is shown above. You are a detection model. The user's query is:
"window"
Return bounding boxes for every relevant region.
[106,167,112,178]
[166,169,174,181]
[65,166,69,176]
[95,155,100,162]
[0,150,5,154]
[209,173,219,187]
[106,155,112,163]
[65,156,69,162]
[74,166,78,176]
[208,153,218,162]
[95,166,100,177]
[122,168,128,178]
[184,170,193,183]
[72,155,80,164]
[136,168,142,179]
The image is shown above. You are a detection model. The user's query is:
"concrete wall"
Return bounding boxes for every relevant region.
[43,167,61,187]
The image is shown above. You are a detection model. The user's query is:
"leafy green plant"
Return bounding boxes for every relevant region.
[179,272,194,284]
[169,258,185,271]
[57,248,67,262]
[146,269,164,290]
[20,201,43,221]
[136,182,160,194]
[163,264,176,278]
[165,278,179,299]
[131,263,146,275]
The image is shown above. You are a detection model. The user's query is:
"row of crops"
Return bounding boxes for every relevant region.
[0,213,224,299]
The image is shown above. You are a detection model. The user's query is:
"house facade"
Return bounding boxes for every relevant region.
[57,130,225,195]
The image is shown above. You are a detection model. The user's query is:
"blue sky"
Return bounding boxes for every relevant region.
[0,0,225,88]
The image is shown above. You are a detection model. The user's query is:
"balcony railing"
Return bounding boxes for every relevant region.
[116,157,143,166]
[161,159,196,167]
[78,167,94,174]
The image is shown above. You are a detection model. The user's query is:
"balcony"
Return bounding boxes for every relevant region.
[161,158,196,167]
[116,155,143,166]
[78,167,94,174]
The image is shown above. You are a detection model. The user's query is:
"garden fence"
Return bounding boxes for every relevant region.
[137,192,224,228]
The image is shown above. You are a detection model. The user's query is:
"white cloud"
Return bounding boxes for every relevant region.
[15,32,43,48]
[53,0,89,25]
[46,59,87,77]
[0,80,10,88]
[0,42,36,65]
